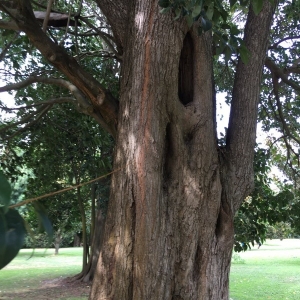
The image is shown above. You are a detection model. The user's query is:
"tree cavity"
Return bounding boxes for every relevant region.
[178,32,194,106]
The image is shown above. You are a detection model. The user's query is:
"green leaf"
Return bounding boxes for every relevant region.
[230,0,238,7]
[201,17,212,32]
[0,171,11,213]
[158,0,170,8]
[239,44,251,64]
[239,0,249,6]
[160,7,171,14]
[206,2,214,20]
[224,45,232,63]
[0,209,26,270]
[252,0,264,15]
[192,5,202,18]
[186,15,194,28]
[33,202,53,242]
[174,8,182,20]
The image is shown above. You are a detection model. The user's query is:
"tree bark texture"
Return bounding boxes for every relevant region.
[76,208,106,283]
[90,1,275,299]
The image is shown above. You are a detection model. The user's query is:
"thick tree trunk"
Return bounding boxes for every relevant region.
[89,1,275,299]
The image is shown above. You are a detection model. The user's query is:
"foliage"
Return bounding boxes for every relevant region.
[158,0,271,63]
[0,0,116,254]
[265,222,296,239]
[0,171,26,269]
[231,252,245,264]
[233,147,299,251]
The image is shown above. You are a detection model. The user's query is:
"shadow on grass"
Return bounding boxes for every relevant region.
[0,277,90,300]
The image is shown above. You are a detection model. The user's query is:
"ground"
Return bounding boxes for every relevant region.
[0,277,90,300]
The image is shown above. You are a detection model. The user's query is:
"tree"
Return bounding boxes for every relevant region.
[1,0,299,299]
[1,98,113,276]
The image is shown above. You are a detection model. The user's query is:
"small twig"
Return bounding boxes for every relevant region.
[0,32,20,61]
[42,0,54,32]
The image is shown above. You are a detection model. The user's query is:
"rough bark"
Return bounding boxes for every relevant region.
[89,1,276,299]
[75,182,106,282]
[80,209,106,283]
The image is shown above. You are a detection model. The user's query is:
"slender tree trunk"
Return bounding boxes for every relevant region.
[76,186,88,272]
[90,1,275,299]
[75,181,106,282]
[54,229,62,255]
[80,208,106,282]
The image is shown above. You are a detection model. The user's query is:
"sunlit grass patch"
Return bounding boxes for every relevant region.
[230,239,300,300]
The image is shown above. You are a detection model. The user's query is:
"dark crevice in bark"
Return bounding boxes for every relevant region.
[178,32,194,106]
[163,122,173,185]
[192,242,201,284]
[129,182,136,300]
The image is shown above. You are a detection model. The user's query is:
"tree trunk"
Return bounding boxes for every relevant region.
[76,186,88,272]
[54,229,62,255]
[90,1,275,299]
[80,208,106,282]
[75,182,106,282]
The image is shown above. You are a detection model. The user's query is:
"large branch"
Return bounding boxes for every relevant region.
[0,0,119,137]
[0,75,115,124]
[225,0,277,208]
[0,19,18,30]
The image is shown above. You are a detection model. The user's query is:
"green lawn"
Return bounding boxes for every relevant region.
[0,240,299,299]
[0,248,87,300]
[230,239,300,300]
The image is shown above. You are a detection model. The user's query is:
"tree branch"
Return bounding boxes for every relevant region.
[0,0,119,137]
[0,74,113,130]
[265,58,300,92]
[42,0,54,31]
[0,19,18,30]
[7,104,53,140]
[78,16,121,59]
[0,32,19,61]
[0,97,75,112]
[226,0,277,208]
[0,103,50,136]
[269,35,300,49]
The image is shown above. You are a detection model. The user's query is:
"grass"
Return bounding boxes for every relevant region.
[1,240,300,299]
[0,247,87,300]
[230,239,300,300]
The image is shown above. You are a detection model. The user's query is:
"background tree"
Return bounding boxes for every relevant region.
[1,100,113,277]
[1,0,300,299]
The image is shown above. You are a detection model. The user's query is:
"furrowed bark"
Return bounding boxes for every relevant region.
[226,0,277,211]
[89,1,234,299]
